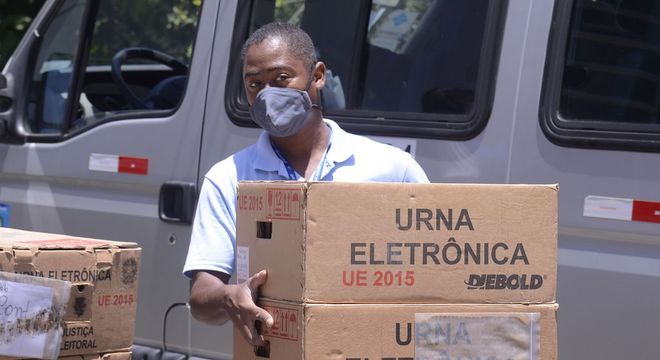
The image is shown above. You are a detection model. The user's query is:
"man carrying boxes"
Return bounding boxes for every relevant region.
[183,22,428,347]
[233,182,558,359]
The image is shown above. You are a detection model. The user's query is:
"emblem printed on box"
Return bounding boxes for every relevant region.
[266,188,301,220]
[263,305,299,341]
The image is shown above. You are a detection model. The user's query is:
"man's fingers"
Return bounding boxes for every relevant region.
[249,327,266,347]
[242,300,274,329]
[231,312,266,346]
[231,270,272,345]
[245,323,266,346]
[248,269,268,292]
[254,307,274,328]
[249,321,265,346]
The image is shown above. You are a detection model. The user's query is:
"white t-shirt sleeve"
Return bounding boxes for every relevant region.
[183,175,237,278]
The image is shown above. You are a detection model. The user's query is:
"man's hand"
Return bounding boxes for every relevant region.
[189,269,274,346]
[225,270,274,346]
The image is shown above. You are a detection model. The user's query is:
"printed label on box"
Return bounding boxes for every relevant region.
[415,312,540,360]
[266,188,301,220]
[263,304,299,341]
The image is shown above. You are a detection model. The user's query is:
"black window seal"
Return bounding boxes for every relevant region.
[62,0,99,135]
[225,0,508,141]
[539,0,660,153]
[22,0,206,144]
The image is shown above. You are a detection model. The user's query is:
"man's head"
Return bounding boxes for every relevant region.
[241,22,317,76]
[241,22,325,106]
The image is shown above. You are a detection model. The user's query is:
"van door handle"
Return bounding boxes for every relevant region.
[159,181,197,224]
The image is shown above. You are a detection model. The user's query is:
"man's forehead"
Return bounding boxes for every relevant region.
[245,37,289,61]
[243,38,306,75]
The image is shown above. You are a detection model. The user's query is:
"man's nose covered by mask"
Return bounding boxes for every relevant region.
[249,87,321,137]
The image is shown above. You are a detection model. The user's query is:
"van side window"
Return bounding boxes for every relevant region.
[541,0,660,152]
[25,0,201,137]
[26,0,86,134]
[227,0,506,139]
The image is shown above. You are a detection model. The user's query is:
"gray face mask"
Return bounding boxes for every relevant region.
[249,87,320,137]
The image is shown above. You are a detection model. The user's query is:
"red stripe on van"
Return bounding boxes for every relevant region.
[118,156,149,175]
[632,200,660,224]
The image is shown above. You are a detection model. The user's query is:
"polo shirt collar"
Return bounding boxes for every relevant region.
[252,119,355,174]
[253,131,281,173]
[323,119,353,165]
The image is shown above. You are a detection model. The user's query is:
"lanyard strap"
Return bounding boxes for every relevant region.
[270,142,331,181]
[271,143,298,180]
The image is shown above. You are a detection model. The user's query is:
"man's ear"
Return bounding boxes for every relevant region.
[312,61,326,90]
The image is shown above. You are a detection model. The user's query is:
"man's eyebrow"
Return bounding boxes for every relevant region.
[244,70,261,79]
[267,65,294,72]
[244,65,295,79]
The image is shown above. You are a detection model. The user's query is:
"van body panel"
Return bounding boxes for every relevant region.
[507,1,660,358]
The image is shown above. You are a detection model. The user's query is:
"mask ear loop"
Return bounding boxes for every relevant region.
[306,62,323,111]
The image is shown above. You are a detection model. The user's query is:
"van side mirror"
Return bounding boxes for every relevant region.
[0,74,9,140]
[0,73,25,144]
[0,73,9,113]
[0,119,8,138]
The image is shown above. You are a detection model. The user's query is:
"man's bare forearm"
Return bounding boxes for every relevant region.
[188,269,274,346]
[189,270,232,325]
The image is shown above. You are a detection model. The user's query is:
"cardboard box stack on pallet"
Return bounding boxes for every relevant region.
[234,182,558,359]
[0,227,141,359]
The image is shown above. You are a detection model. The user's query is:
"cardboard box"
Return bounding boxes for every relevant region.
[1,351,132,360]
[237,182,557,303]
[59,350,132,360]
[0,228,141,357]
[234,301,558,360]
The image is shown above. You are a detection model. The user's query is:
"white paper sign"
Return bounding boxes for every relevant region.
[0,272,70,360]
[0,280,54,358]
[236,246,250,284]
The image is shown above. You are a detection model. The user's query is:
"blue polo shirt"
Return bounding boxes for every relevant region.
[183,119,428,278]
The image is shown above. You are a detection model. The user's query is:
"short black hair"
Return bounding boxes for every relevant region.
[241,22,317,73]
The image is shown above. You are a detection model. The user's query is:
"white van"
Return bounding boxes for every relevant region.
[1,0,659,359]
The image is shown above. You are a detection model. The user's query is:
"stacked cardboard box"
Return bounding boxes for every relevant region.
[235,182,558,359]
[0,227,141,358]
[59,350,132,360]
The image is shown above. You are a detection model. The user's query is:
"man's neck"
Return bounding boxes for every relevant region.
[270,117,329,180]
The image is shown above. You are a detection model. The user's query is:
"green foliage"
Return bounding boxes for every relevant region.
[0,0,46,69]
[0,0,200,69]
[274,0,305,25]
